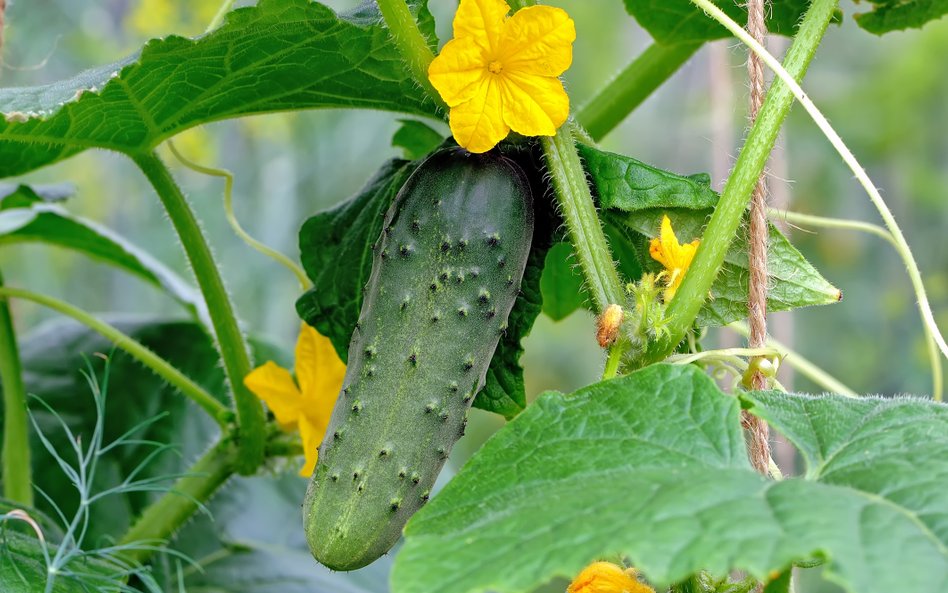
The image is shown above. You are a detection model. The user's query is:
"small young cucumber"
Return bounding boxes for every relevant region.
[303,147,534,571]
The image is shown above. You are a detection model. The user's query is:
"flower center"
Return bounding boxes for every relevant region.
[487,60,504,74]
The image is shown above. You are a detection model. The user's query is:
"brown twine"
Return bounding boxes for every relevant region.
[742,0,771,477]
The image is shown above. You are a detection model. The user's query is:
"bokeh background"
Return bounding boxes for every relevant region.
[1,1,946,591]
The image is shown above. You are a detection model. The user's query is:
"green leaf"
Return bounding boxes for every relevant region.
[392,119,446,160]
[392,365,948,593]
[539,242,586,321]
[580,145,841,325]
[174,474,393,593]
[615,208,842,325]
[0,0,441,178]
[0,529,122,593]
[580,144,718,212]
[0,185,204,320]
[296,156,533,419]
[854,0,948,35]
[742,390,948,539]
[623,0,840,45]
[3,316,285,544]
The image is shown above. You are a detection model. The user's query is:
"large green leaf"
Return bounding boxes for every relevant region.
[580,145,841,325]
[742,390,948,540]
[392,364,948,593]
[623,0,838,45]
[0,0,440,178]
[854,0,948,34]
[0,185,204,320]
[1,317,285,544]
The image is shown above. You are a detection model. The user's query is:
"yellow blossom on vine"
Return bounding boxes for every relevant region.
[244,323,345,476]
[428,0,576,153]
[649,215,700,302]
[567,562,655,593]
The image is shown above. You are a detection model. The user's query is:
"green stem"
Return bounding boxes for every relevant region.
[694,0,948,399]
[768,208,941,400]
[576,42,702,141]
[768,208,898,250]
[602,341,626,380]
[117,439,235,565]
[0,286,229,425]
[729,321,858,397]
[132,151,263,473]
[0,272,32,507]
[541,128,626,314]
[376,0,447,113]
[167,141,311,291]
[637,0,839,366]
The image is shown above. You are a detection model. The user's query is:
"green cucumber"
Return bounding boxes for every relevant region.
[303,147,534,570]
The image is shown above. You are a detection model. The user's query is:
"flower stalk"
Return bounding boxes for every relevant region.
[133,151,264,473]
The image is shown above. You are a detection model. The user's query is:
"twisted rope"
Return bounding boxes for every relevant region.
[743,0,771,476]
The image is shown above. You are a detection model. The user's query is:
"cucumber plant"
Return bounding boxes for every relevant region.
[0,1,946,593]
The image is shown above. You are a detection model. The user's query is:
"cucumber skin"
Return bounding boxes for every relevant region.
[303,147,534,571]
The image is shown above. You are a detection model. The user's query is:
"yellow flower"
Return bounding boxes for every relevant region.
[567,562,655,593]
[244,324,345,476]
[428,0,576,153]
[649,215,700,302]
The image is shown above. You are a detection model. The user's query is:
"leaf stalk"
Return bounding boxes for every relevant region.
[0,270,33,506]
[132,151,263,471]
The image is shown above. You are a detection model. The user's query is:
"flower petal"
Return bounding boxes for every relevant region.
[567,561,655,593]
[244,361,301,430]
[449,75,509,153]
[453,0,510,53]
[499,71,569,137]
[294,323,345,400]
[499,5,575,76]
[429,37,489,107]
[298,418,322,477]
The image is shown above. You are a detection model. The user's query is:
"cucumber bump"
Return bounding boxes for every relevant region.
[303,147,534,570]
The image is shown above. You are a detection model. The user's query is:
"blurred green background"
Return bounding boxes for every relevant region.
[1,1,946,591]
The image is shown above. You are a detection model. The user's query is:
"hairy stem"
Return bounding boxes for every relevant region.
[541,128,626,314]
[167,141,311,290]
[376,0,447,113]
[117,439,235,565]
[133,151,263,473]
[767,208,940,400]
[693,0,947,400]
[0,286,229,425]
[635,0,839,366]
[729,321,858,397]
[0,272,32,506]
[576,42,702,141]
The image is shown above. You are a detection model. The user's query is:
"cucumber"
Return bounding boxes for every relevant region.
[303,147,534,570]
